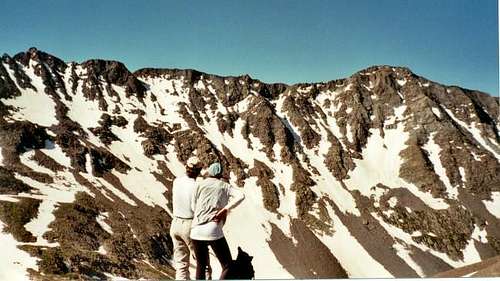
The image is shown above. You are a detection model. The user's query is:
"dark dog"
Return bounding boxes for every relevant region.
[225,247,255,279]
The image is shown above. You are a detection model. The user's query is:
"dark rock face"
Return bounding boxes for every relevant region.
[0,121,49,153]
[132,115,171,157]
[281,93,322,150]
[0,49,499,279]
[82,59,146,102]
[0,197,40,242]
[383,205,475,260]
[249,160,280,212]
[0,166,33,194]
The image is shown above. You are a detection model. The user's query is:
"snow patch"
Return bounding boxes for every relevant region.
[207,84,216,95]
[431,107,441,118]
[194,80,206,90]
[462,271,477,277]
[423,132,458,199]
[346,120,449,210]
[0,222,38,281]
[14,171,91,209]
[388,197,398,208]
[315,205,393,277]
[303,135,359,215]
[461,235,483,265]
[483,192,500,219]
[43,140,71,167]
[0,195,20,202]
[97,245,107,255]
[297,85,313,94]
[93,177,137,206]
[345,124,354,143]
[470,151,482,161]
[97,212,113,234]
[344,83,353,91]
[442,107,499,159]
[396,78,407,86]
[67,80,104,128]
[383,209,395,216]
[2,62,58,127]
[458,167,466,184]
[392,242,425,277]
[471,225,488,243]
[103,272,135,281]
[114,167,169,210]
[19,150,54,175]
[24,200,57,246]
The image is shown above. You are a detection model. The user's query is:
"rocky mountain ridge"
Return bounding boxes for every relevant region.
[0,47,498,280]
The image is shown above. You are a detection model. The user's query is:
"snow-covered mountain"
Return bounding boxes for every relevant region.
[0,47,499,280]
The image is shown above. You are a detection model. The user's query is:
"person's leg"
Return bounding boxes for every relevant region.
[187,236,212,279]
[170,219,191,280]
[205,253,213,280]
[209,237,232,280]
[192,239,209,280]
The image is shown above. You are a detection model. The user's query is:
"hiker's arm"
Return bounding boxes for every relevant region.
[212,186,245,222]
[224,186,245,211]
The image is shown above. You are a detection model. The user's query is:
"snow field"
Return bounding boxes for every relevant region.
[223,177,295,279]
[314,204,393,277]
[2,62,58,127]
[345,120,449,210]
[16,151,91,248]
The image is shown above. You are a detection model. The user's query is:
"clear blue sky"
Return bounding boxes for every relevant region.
[1,0,498,96]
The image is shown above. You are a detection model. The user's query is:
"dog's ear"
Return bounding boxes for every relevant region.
[238,246,242,252]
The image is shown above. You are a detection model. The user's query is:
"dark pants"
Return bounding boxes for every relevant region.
[192,237,232,280]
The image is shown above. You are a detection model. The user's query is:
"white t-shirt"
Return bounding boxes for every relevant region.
[190,221,224,241]
[172,176,197,219]
[190,177,245,241]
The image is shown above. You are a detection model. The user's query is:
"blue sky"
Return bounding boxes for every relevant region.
[1,0,498,96]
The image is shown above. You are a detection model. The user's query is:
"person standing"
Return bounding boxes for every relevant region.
[190,162,245,280]
[170,158,206,280]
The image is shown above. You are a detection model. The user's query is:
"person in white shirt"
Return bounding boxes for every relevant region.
[190,162,245,280]
[170,158,208,280]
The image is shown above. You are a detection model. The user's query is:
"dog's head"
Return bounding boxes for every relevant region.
[236,246,253,263]
[226,247,254,279]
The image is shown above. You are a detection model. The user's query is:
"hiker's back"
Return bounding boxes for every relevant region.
[192,177,231,226]
[172,176,197,218]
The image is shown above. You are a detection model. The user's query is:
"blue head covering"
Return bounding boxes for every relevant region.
[208,162,222,177]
